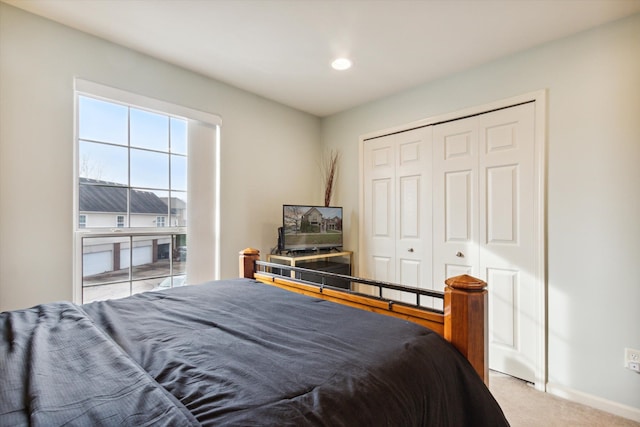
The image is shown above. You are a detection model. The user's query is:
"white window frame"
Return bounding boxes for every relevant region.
[73,79,221,304]
[117,215,125,228]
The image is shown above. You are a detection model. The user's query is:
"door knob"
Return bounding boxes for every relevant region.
[456,251,464,258]
[408,248,414,252]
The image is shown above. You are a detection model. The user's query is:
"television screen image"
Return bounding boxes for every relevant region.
[283,205,343,251]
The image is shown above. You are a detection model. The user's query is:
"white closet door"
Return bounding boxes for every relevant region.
[362,134,396,283]
[392,128,432,304]
[432,117,480,311]
[479,103,538,383]
[362,128,431,304]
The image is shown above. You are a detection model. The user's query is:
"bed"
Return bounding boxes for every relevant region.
[0,248,509,426]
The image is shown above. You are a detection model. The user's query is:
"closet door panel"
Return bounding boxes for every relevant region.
[445,170,473,241]
[372,255,393,282]
[433,117,479,292]
[479,102,537,383]
[372,179,392,237]
[399,175,420,239]
[487,268,518,349]
[395,129,431,290]
[384,258,421,304]
[362,137,396,282]
[486,165,517,243]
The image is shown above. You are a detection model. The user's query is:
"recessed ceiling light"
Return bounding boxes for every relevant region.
[331,58,352,71]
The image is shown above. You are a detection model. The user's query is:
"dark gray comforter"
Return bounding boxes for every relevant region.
[1,278,509,426]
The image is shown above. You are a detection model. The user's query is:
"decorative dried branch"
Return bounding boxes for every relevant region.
[322,149,340,207]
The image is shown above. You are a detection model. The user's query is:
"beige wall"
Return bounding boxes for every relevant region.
[0,4,321,311]
[321,13,640,417]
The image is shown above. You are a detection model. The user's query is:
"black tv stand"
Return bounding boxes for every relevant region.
[267,251,353,290]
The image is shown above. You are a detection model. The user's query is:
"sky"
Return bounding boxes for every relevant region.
[78,95,187,195]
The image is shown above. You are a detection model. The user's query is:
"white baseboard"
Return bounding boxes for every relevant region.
[546,382,640,423]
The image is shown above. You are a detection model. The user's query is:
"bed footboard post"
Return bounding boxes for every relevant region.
[239,248,260,278]
[444,274,489,385]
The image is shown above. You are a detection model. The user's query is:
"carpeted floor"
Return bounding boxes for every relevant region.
[489,371,640,426]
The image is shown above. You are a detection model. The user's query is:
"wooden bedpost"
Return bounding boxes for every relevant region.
[444,274,489,385]
[239,248,260,278]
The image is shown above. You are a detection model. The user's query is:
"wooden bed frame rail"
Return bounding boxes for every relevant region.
[239,248,488,384]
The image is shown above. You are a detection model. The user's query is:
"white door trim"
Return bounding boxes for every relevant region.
[358,90,547,390]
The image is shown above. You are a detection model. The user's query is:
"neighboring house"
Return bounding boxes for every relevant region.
[79,178,181,277]
[161,196,187,227]
[79,178,173,229]
[301,207,342,233]
[324,216,341,232]
[301,207,323,227]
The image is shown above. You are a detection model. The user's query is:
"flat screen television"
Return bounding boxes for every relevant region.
[282,205,343,252]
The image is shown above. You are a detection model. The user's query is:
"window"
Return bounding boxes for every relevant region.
[74,80,220,304]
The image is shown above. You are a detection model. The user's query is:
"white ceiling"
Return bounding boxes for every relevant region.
[5,0,640,117]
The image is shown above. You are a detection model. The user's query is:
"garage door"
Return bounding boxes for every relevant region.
[83,251,113,276]
[120,246,153,268]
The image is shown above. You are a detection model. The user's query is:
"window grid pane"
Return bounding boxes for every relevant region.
[130,108,169,151]
[79,141,128,185]
[78,96,128,145]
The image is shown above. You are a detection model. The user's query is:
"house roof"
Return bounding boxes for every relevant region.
[79,178,168,214]
[161,197,187,215]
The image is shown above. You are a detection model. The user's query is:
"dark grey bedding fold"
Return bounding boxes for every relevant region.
[82,278,509,426]
[0,301,199,426]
